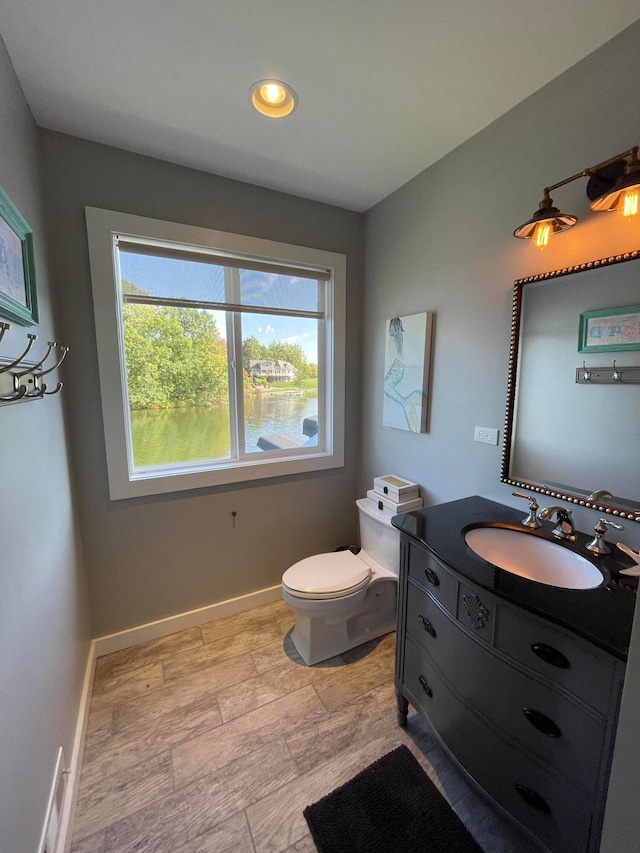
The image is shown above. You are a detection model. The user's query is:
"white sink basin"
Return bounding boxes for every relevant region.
[464,527,604,589]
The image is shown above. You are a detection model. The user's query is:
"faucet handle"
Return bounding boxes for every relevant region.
[586,518,624,556]
[512,492,541,529]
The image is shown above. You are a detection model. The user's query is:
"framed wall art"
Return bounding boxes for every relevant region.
[0,186,38,326]
[383,311,433,433]
[578,304,640,353]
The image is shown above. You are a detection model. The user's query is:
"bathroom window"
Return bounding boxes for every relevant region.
[86,207,345,499]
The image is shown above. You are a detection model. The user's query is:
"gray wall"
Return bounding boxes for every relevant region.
[0,38,90,853]
[39,132,364,636]
[362,20,640,547]
[361,21,640,853]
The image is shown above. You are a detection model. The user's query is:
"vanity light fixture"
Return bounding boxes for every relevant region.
[514,145,640,248]
[589,146,640,217]
[250,79,297,118]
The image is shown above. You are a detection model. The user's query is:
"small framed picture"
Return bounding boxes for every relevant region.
[0,186,38,326]
[579,304,640,353]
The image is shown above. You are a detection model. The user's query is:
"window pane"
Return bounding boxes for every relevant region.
[239,268,319,312]
[242,313,319,454]
[121,301,231,468]
[120,250,225,303]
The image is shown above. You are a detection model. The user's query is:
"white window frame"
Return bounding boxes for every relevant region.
[85,207,346,500]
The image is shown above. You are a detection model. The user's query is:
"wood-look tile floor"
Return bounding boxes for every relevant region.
[71,600,542,853]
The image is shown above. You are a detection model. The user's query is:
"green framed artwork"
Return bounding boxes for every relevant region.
[579,304,640,353]
[0,186,38,326]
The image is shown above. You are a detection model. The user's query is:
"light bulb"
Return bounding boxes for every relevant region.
[260,83,286,105]
[621,189,638,218]
[533,221,551,248]
[250,79,297,117]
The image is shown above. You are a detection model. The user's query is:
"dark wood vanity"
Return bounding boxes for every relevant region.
[393,496,637,853]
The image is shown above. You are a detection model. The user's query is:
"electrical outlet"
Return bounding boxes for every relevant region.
[474,426,499,446]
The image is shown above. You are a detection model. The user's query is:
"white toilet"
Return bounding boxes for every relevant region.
[282,498,401,665]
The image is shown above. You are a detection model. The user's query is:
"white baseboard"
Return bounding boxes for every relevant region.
[94,584,283,657]
[56,640,97,853]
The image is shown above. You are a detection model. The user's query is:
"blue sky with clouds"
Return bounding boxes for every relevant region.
[120,251,319,361]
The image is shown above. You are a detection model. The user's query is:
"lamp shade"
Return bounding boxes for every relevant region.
[589,155,640,215]
[514,194,577,247]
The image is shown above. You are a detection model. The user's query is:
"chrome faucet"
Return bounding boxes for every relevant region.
[540,506,577,541]
[512,492,541,529]
[588,489,613,503]
[586,518,624,555]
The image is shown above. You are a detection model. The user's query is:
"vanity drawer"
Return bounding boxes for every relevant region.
[403,636,593,853]
[406,580,605,796]
[406,541,458,614]
[494,606,617,716]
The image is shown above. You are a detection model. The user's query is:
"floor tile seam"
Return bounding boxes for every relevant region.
[91,668,163,702]
[166,697,322,786]
[162,643,271,682]
[79,710,229,787]
[200,681,323,737]
[78,749,204,844]
[156,653,260,696]
[108,688,226,744]
[200,615,282,646]
[95,636,206,684]
[304,682,343,716]
[284,719,361,778]
[74,746,176,823]
[300,682,388,728]
[317,655,396,698]
[242,807,260,853]
[168,730,296,794]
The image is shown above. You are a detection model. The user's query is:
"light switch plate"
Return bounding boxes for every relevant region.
[474,426,499,445]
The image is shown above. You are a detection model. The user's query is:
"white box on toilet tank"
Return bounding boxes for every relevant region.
[373,474,419,502]
[366,490,423,518]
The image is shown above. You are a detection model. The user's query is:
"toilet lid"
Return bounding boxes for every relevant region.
[283,550,372,599]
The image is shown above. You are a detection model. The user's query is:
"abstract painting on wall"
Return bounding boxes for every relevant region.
[383,311,433,433]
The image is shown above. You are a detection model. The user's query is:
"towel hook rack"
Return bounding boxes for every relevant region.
[0,323,70,405]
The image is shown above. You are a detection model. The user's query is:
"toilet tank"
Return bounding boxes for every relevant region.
[356,498,401,575]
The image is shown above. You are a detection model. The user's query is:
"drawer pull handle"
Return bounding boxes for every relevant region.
[523,708,562,739]
[424,568,440,587]
[531,643,570,669]
[418,675,433,698]
[418,615,437,637]
[514,784,551,816]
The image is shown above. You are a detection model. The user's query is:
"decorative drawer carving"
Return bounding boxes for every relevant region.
[462,592,489,629]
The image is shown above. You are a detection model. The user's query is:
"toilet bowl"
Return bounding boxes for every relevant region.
[282,498,400,665]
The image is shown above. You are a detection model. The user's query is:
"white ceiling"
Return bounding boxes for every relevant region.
[2,1,640,211]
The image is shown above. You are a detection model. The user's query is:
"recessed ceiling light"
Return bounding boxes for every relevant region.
[250,79,297,118]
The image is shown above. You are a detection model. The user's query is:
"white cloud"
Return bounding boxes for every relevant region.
[281,333,309,344]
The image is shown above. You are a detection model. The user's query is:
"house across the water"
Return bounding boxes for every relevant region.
[247,359,297,382]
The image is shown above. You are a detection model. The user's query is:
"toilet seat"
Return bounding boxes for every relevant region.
[282,549,372,600]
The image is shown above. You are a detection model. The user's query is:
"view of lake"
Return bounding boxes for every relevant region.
[130,391,318,468]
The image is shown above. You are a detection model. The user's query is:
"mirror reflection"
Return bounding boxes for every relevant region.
[502,252,640,522]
